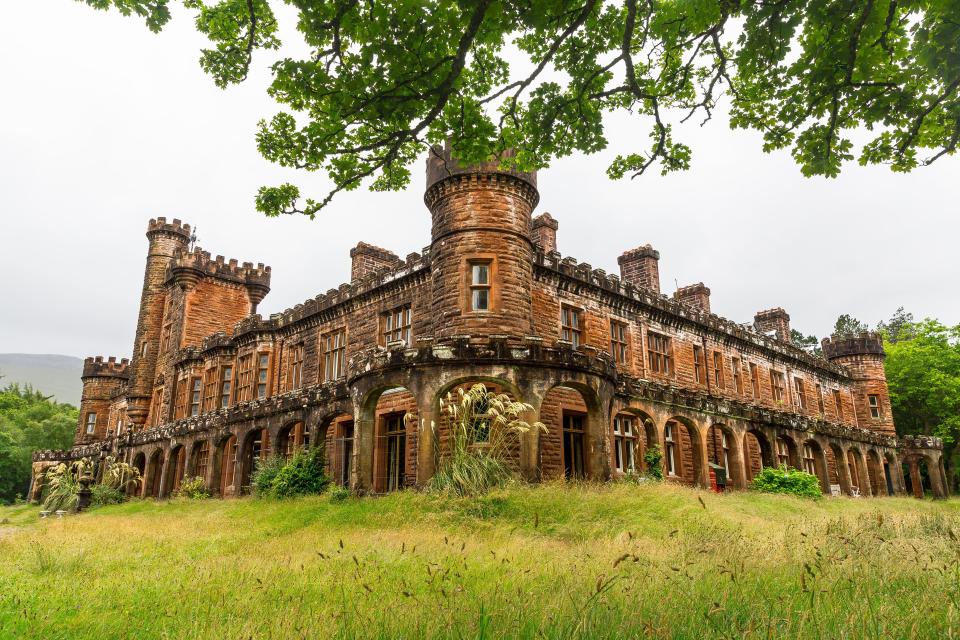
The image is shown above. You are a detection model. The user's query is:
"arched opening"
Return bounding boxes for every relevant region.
[163,445,186,496]
[144,448,164,498]
[131,452,146,496]
[882,453,898,496]
[801,440,829,494]
[276,420,310,459]
[214,433,238,497]
[354,386,420,493]
[743,429,773,482]
[706,424,740,490]
[866,450,885,497]
[322,412,355,487]
[847,447,867,496]
[188,439,211,488]
[539,383,606,481]
[617,408,659,475]
[663,417,703,487]
[826,443,847,495]
[238,428,272,495]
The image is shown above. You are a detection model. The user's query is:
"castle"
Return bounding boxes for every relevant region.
[31,149,948,500]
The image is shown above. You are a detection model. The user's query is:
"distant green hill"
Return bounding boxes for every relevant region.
[0,354,83,406]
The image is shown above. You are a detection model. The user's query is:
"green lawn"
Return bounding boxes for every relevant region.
[1,482,958,639]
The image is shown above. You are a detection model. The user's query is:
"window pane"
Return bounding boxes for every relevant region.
[472,263,489,285]
[472,288,489,311]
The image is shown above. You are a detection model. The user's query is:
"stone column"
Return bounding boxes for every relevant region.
[909,459,923,498]
[415,404,437,486]
[352,412,375,494]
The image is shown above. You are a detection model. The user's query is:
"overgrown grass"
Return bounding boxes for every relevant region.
[1,483,959,639]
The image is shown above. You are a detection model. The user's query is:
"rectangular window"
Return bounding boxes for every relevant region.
[816,384,825,415]
[868,394,882,418]
[664,421,678,476]
[381,304,413,346]
[793,377,807,410]
[384,414,406,492]
[749,362,761,399]
[322,329,346,382]
[693,345,705,384]
[85,412,97,435]
[776,439,790,467]
[732,357,743,394]
[647,332,673,376]
[712,351,724,389]
[561,306,582,347]
[235,354,254,403]
[174,378,188,419]
[802,443,817,475]
[833,389,843,420]
[159,322,172,354]
[287,344,304,391]
[612,415,637,473]
[194,440,210,480]
[150,389,163,427]
[469,261,491,311]
[562,413,586,479]
[189,377,202,416]
[610,320,628,365]
[203,367,218,412]
[219,365,233,409]
[770,370,786,403]
[256,353,270,399]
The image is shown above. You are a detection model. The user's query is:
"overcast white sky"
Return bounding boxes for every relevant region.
[0,2,956,358]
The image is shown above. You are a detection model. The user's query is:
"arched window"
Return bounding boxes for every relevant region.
[664,421,678,477]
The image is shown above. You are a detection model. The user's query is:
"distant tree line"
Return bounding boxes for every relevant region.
[793,308,960,492]
[0,384,76,504]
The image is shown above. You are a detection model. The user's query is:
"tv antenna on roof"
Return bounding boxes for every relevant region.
[189,226,198,251]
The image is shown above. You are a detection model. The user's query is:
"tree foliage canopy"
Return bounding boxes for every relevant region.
[0,384,77,503]
[80,0,960,217]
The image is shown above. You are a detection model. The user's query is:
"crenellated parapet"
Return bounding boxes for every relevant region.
[425,143,538,193]
[168,246,271,298]
[534,246,848,378]
[822,332,885,360]
[82,356,130,379]
[146,217,192,243]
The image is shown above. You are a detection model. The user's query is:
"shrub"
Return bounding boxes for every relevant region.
[428,383,546,497]
[41,459,92,512]
[643,445,664,480]
[750,465,822,499]
[329,485,351,502]
[173,476,209,500]
[91,484,125,507]
[254,447,330,499]
[100,457,141,493]
[251,455,287,496]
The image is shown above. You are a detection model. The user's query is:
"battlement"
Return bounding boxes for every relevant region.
[146,217,192,242]
[168,246,271,291]
[202,331,235,353]
[82,356,130,379]
[425,143,537,192]
[822,332,885,360]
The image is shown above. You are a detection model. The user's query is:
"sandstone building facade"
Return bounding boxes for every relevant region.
[32,151,949,500]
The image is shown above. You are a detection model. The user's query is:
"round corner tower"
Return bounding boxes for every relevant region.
[424,144,539,340]
[821,332,896,436]
[126,217,192,427]
[76,357,130,445]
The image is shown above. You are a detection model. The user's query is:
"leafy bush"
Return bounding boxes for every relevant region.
[428,383,546,497]
[643,445,664,480]
[173,476,209,500]
[329,485,351,503]
[254,447,330,499]
[251,455,287,496]
[91,484,125,507]
[750,466,822,499]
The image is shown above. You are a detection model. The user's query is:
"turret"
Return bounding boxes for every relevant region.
[424,144,539,339]
[126,217,192,427]
[822,332,896,436]
[76,356,129,445]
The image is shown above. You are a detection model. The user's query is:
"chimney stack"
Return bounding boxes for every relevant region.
[350,242,402,282]
[531,212,558,253]
[674,283,711,314]
[618,245,660,293]
[754,308,791,342]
